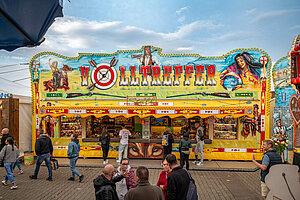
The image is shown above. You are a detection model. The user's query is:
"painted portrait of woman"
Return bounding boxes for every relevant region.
[220,52,263,91]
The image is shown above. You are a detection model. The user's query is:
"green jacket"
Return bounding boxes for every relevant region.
[179,137,192,151]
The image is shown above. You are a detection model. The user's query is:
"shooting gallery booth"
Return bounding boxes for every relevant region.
[29,46,272,160]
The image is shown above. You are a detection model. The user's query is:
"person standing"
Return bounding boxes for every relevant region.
[166,154,190,200]
[193,123,204,166]
[179,132,192,170]
[115,158,136,200]
[0,137,20,190]
[252,140,283,200]
[67,133,84,182]
[93,164,128,200]
[124,166,164,200]
[0,128,11,151]
[162,128,174,160]
[100,126,110,164]
[118,124,131,163]
[29,129,53,181]
[157,159,172,200]
[272,113,292,162]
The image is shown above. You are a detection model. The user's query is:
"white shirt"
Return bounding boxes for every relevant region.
[119,129,131,145]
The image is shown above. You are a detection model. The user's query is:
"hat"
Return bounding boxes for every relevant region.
[144,46,151,50]
[272,113,281,122]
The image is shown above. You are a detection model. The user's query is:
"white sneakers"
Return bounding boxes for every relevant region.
[2,180,18,190]
[18,170,23,175]
[10,185,18,190]
[116,160,120,163]
[103,160,109,164]
[196,162,204,166]
[2,180,7,186]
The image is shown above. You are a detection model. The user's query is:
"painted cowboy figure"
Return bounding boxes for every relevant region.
[137,46,159,66]
[272,113,292,162]
[48,58,60,91]
[251,104,261,136]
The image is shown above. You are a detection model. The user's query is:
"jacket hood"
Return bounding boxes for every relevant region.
[94,175,114,187]
[72,139,79,144]
[183,132,189,140]
[39,134,48,139]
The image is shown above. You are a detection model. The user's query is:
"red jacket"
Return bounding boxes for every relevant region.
[156,170,171,200]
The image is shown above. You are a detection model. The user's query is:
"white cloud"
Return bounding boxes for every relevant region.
[245,8,257,15]
[251,9,300,23]
[290,25,300,30]
[176,6,189,15]
[176,47,193,51]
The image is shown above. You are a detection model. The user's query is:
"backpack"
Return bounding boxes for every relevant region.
[162,134,168,146]
[184,168,198,200]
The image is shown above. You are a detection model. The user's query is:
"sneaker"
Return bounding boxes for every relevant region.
[29,175,37,179]
[106,160,109,164]
[103,161,106,164]
[1,180,7,186]
[18,170,23,175]
[193,161,199,164]
[116,160,120,163]
[68,177,75,181]
[197,162,204,166]
[46,177,53,181]
[79,175,84,183]
[10,185,18,190]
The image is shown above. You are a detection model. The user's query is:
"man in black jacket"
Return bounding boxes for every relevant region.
[29,129,53,181]
[94,164,128,200]
[0,128,11,151]
[166,154,190,200]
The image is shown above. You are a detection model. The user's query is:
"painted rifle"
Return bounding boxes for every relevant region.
[66,92,126,99]
[166,92,230,98]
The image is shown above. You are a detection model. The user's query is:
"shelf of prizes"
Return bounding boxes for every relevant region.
[30,46,272,160]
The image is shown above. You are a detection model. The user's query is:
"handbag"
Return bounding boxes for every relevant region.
[50,158,59,170]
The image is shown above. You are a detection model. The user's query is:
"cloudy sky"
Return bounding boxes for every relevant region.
[0,0,299,96]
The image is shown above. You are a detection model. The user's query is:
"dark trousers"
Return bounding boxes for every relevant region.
[180,152,190,170]
[163,146,172,160]
[102,146,109,161]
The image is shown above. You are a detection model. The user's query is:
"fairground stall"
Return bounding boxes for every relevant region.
[29,46,271,160]
[289,35,300,165]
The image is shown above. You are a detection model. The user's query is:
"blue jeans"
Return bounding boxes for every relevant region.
[4,162,16,183]
[34,153,52,178]
[13,159,22,170]
[70,157,81,178]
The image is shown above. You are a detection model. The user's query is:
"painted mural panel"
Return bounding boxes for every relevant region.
[31,46,270,102]
[272,56,296,160]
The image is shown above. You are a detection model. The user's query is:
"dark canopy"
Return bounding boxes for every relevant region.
[0,0,63,51]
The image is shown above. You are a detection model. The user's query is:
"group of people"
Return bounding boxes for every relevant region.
[94,154,195,200]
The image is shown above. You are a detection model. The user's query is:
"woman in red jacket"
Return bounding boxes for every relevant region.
[157,159,172,199]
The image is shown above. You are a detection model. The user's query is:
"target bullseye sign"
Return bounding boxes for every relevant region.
[90,63,117,90]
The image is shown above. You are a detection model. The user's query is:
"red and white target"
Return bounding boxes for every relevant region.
[90,63,117,90]
[259,56,268,65]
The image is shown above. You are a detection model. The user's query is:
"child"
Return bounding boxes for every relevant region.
[179,132,192,170]
[0,137,20,190]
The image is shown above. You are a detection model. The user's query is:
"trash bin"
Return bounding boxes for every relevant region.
[24,151,34,165]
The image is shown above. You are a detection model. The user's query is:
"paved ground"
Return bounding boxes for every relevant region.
[55,158,259,171]
[0,162,263,200]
